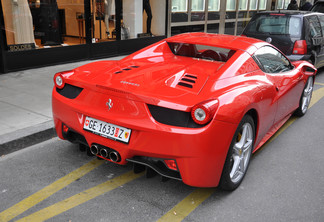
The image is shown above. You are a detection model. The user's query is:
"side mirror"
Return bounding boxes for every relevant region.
[291,60,317,75]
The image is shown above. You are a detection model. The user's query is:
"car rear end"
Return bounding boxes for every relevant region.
[242,12,309,62]
[51,51,240,188]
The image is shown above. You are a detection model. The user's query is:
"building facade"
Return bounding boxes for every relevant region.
[0,0,306,73]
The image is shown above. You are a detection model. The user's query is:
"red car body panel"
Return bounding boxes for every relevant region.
[52,33,316,187]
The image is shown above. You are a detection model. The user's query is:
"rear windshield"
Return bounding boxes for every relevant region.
[245,14,302,36]
[167,42,234,62]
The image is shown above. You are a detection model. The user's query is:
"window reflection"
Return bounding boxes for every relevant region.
[259,0,267,10]
[191,0,205,21]
[207,23,219,33]
[171,0,188,22]
[208,0,219,11]
[191,0,204,11]
[239,0,248,10]
[208,0,219,21]
[172,0,187,12]
[249,0,258,10]
[277,0,289,9]
[226,0,236,11]
[225,22,235,35]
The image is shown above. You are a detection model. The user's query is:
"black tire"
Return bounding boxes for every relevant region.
[294,76,314,117]
[219,115,255,191]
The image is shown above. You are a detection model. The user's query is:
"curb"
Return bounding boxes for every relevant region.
[0,121,57,156]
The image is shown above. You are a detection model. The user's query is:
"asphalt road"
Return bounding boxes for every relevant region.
[0,72,324,222]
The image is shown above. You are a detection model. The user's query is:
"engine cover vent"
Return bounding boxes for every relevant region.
[177,74,197,88]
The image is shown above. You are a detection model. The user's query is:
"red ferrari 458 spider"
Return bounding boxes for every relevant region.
[52,33,316,190]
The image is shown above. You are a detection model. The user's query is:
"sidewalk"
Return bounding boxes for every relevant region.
[0,55,126,155]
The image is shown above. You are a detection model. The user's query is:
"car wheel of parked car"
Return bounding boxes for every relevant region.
[219,115,255,191]
[295,76,314,116]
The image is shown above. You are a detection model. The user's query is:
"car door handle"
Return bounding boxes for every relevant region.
[275,86,279,92]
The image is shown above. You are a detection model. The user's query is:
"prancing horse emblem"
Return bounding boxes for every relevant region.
[106,99,113,111]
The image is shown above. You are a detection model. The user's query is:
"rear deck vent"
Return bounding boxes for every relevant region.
[177,82,193,88]
[185,74,197,79]
[181,78,195,83]
[177,74,197,88]
[115,66,140,74]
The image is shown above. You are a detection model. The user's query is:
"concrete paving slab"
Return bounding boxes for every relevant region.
[0,87,23,99]
[0,55,126,154]
[1,93,52,118]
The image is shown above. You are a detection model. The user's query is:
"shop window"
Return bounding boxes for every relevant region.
[191,0,204,11]
[171,0,188,22]
[277,0,284,9]
[237,0,248,19]
[249,11,257,18]
[277,0,289,9]
[120,0,166,40]
[207,23,219,33]
[191,0,205,21]
[237,21,248,35]
[226,0,236,19]
[171,24,204,36]
[249,0,258,10]
[225,22,235,35]
[172,0,187,12]
[1,0,86,51]
[91,0,116,42]
[259,0,267,10]
[208,0,219,11]
[239,0,248,10]
[208,0,219,21]
[226,0,236,11]
[238,11,248,19]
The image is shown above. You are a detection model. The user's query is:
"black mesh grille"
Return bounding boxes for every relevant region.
[56,84,83,99]
[147,104,204,128]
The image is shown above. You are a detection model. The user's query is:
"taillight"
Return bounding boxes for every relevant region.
[54,70,74,89]
[191,99,218,125]
[293,40,307,55]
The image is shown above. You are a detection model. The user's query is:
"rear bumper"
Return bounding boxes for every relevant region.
[52,88,237,187]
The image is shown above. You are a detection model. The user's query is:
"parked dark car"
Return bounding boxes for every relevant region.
[242,11,324,68]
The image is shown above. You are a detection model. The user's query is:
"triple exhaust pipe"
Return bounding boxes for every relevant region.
[90,145,121,162]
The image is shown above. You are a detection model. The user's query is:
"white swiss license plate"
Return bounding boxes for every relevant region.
[83,116,131,143]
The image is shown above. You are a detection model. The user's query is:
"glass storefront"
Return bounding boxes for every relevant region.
[0,0,167,73]
[0,0,166,52]
[0,0,290,73]
[170,0,270,36]
[1,0,86,51]
[121,0,166,39]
